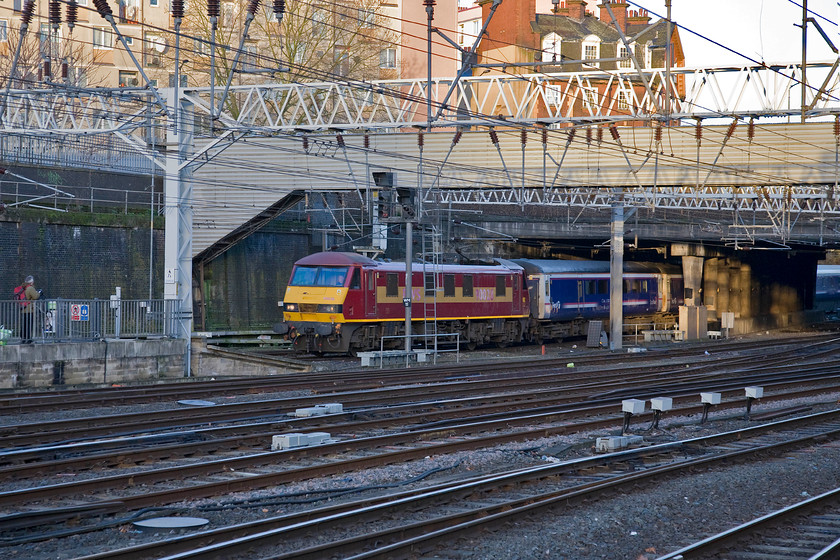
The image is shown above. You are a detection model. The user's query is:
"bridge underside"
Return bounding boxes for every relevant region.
[193,121,840,254]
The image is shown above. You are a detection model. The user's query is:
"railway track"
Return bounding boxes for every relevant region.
[0,333,834,415]
[54,409,840,560]
[2,332,840,559]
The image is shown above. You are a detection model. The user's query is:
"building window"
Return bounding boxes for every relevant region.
[463,275,473,297]
[168,73,188,87]
[379,48,396,69]
[243,44,257,71]
[644,41,653,68]
[119,0,140,24]
[582,35,600,66]
[617,89,630,111]
[358,7,375,27]
[119,70,139,87]
[0,20,8,42]
[13,0,21,12]
[582,87,599,108]
[618,44,633,69]
[542,32,561,63]
[93,27,113,49]
[39,23,61,57]
[144,33,167,66]
[149,0,158,6]
[221,2,234,27]
[193,38,211,56]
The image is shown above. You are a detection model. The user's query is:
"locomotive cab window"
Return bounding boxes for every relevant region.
[349,268,361,289]
[463,275,474,297]
[386,273,398,297]
[443,274,455,297]
[495,275,506,297]
[289,266,348,287]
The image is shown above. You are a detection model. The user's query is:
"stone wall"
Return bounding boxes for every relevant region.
[0,339,185,389]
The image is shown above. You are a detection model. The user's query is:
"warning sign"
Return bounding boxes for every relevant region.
[70,304,90,322]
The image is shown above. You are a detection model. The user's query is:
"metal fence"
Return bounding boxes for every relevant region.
[0,299,178,344]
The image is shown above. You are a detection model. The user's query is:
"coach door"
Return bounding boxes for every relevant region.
[365,270,377,316]
[576,279,584,313]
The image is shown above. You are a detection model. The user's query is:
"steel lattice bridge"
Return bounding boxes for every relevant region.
[3,61,840,249]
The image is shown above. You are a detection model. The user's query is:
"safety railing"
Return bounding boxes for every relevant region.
[0,299,178,344]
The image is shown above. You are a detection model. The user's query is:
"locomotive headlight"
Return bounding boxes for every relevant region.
[317,304,343,314]
[284,302,299,312]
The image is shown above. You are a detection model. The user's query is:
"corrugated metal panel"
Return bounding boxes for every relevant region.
[191,122,839,254]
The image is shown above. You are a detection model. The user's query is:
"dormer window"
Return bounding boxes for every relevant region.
[618,42,635,69]
[542,32,562,63]
[582,35,601,67]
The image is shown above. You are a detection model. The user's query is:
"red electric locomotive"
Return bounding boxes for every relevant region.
[275,251,529,354]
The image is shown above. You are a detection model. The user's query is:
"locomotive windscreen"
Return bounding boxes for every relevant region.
[289,266,348,287]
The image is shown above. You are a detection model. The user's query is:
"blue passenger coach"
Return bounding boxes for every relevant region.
[512,259,683,340]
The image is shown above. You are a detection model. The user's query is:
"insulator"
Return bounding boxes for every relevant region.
[171,0,185,18]
[726,120,737,139]
[609,125,619,141]
[520,129,527,146]
[273,0,285,17]
[49,0,61,26]
[92,0,112,18]
[247,0,260,16]
[541,128,547,146]
[695,120,702,141]
[43,59,51,78]
[489,129,499,145]
[363,134,369,149]
[417,131,424,147]
[20,0,36,25]
[423,0,435,6]
[207,0,221,18]
[61,61,69,79]
[336,134,345,148]
[596,127,603,144]
[302,136,309,151]
[452,129,462,145]
[835,115,840,137]
[66,0,78,30]
[38,67,43,81]
[585,127,592,145]
[748,118,755,141]
[654,123,662,142]
[567,129,575,142]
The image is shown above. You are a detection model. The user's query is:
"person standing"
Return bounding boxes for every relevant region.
[18,275,40,344]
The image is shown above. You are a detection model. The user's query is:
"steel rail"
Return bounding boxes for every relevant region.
[67,409,840,560]
[657,486,840,559]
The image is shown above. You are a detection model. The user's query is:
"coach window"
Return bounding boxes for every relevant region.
[463,274,474,297]
[598,279,608,294]
[425,273,436,296]
[495,275,506,297]
[444,274,455,297]
[386,273,398,297]
[585,280,597,295]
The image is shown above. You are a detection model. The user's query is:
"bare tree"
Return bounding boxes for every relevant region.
[0,23,110,90]
[179,0,398,92]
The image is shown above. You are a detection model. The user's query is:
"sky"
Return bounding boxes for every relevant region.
[661,0,839,67]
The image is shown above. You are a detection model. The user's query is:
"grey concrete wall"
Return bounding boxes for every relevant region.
[0,339,185,389]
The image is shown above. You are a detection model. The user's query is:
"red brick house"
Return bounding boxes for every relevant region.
[476,0,685,121]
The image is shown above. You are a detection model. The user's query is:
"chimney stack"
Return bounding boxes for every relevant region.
[599,0,629,32]
[566,0,586,20]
